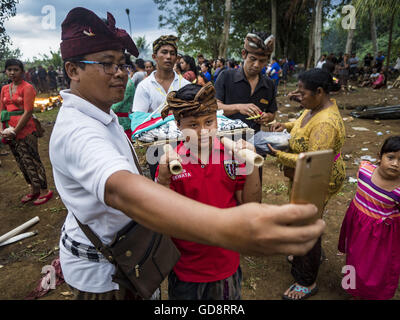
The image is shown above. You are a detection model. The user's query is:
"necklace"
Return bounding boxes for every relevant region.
[9,83,19,99]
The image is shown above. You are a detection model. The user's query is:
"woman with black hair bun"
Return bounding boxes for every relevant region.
[179,55,198,83]
[268,68,346,300]
[0,59,53,205]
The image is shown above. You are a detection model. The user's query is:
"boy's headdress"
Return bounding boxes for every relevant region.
[161,83,218,120]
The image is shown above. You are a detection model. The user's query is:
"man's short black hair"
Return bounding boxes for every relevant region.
[135,58,145,69]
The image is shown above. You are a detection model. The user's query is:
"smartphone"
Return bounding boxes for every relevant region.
[290,150,334,225]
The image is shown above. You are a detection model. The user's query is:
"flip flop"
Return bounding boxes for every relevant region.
[21,193,40,204]
[33,190,53,206]
[282,284,318,300]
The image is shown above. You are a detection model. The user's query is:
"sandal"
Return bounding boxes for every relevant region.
[282,284,318,300]
[33,190,53,206]
[21,193,40,204]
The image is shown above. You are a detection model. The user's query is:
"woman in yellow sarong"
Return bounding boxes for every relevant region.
[268,68,346,300]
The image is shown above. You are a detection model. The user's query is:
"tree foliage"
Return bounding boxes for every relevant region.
[324,1,400,63]
[0,0,18,60]
[153,0,332,63]
[25,49,63,69]
[154,0,225,58]
[134,35,151,60]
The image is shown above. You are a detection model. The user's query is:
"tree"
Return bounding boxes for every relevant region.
[271,0,277,60]
[369,7,378,57]
[307,1,316,69]
[219,0,232,59]
[25,49,62,70]
[0,46,21,84]
[314,0,323,66]
[345,28,355,54]
[134,36,151,59]
[0,0,18,61]
[355,0,400,68]
[154,0,225,58]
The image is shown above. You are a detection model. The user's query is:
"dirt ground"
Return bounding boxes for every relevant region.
[0,85,399,300]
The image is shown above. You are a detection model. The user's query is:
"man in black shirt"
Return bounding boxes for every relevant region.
[47,65,58,92]
[215,32,277,134]
[364,53,373,68]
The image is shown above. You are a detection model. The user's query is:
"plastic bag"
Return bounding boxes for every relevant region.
[253,130,291,156]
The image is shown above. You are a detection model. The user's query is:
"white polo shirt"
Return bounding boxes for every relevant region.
[50,90,139,293]
[132,70,190,113]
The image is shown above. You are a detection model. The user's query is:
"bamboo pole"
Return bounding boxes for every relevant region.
[0,231,38,247]
[163,144,183,175]
[0,216,40,244]
[220,137,264,167]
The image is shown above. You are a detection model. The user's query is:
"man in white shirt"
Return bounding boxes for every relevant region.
[52,7,325,300]
[132,35,190,179]
[315,55,326,69]
[132,35,190,114]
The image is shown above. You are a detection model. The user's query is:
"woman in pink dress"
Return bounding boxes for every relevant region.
[338,136,400,299]
[372,69,385,89]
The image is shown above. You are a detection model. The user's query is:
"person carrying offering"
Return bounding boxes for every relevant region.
[156,83,261,300]
[52,7,325,300]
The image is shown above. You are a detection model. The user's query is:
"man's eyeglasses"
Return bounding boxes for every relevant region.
[79,61,131,75]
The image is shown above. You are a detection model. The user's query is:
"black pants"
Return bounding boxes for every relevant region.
[291,237,322,287]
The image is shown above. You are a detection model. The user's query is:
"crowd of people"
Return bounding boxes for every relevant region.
[126,48,296,94]
[22,65,66,94]
[1,6,400,303]
[314,51,400,91]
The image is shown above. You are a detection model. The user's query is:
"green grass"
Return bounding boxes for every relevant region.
[34,107,60,123]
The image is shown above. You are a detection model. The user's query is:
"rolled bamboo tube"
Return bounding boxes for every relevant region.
[0,216,40,244]
[220,137,264,167]
[0,231,38,247]
[163,144,183,175]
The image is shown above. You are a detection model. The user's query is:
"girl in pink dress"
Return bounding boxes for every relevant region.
[338,136,400,299]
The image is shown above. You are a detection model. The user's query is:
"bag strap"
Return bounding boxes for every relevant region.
[72,132,144,263]
[72,214,115,264]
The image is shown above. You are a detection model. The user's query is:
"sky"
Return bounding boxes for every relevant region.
[4,0,175,61]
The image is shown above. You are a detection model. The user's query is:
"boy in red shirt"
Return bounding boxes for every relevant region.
[156,83,261,300]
